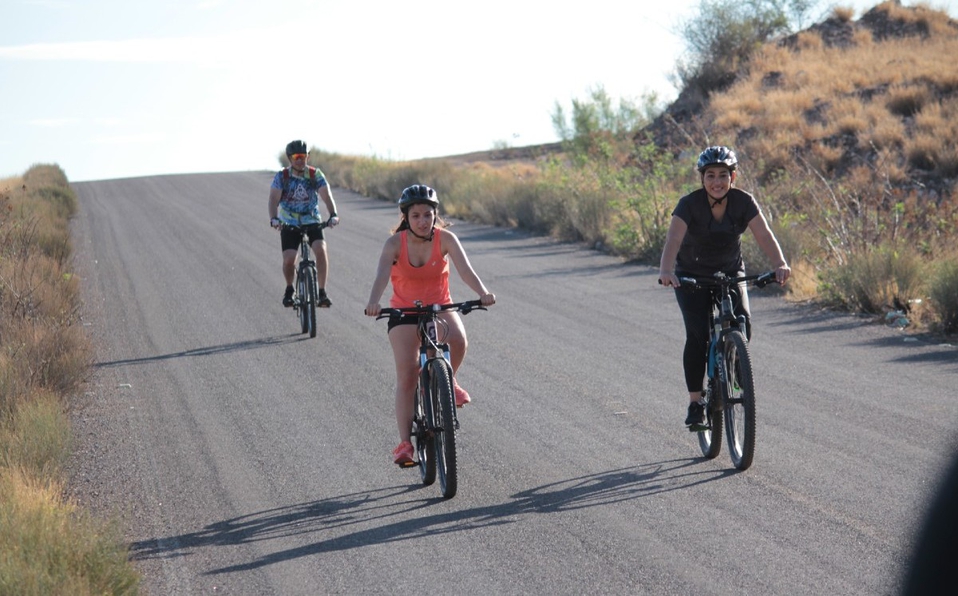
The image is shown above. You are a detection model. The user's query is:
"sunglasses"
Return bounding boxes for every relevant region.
[290,153,307,160]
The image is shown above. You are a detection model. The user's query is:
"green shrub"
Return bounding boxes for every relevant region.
[929,258,958,334]
[821,245,926,313]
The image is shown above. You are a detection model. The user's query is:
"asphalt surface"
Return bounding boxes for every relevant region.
[67,172,958,595]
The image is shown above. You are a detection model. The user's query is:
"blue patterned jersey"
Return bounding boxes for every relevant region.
[271,167,329,225]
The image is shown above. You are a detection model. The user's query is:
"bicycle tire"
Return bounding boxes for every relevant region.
[304,266,317,338]
[697,377,723,459]
[296,269,309,334]
[429,358,457,499]
[723,330,756,470]
[414,374,436,486]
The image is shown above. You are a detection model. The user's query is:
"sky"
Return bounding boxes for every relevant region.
[1,0,955,182]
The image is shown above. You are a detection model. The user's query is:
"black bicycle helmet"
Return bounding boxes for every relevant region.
[398,184,439,211]
[286,139,308,157]
[696,146,738,173]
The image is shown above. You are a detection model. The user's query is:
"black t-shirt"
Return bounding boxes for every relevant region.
[671,187,761,276]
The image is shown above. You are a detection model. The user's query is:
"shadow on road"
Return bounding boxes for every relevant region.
[94,334,307,369]
[128,457,733,574]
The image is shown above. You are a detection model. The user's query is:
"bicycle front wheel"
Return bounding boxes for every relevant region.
[697,378,723,459]
[723,330,756,470]
[429,358,458,499]
[413,377,436,486]
[296,271,309,334]
[303,266,317,338]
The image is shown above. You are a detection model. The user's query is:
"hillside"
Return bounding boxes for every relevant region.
[647,1,957,200]
[441,2,957,204]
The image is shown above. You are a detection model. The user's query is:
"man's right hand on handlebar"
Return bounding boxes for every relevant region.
[270,217,282,229]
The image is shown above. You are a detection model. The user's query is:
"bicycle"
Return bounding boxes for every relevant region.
[671,271,776,470]
[376,300,487,499]
[282,220,330,339]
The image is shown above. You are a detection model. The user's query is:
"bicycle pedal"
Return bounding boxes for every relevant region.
[397,460,418,469]
[688,423,710,433]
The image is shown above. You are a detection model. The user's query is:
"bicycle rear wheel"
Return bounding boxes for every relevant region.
[697,378,723,459]
[722,330,756,470]
[429,358,457,499]
[413,377,436,486]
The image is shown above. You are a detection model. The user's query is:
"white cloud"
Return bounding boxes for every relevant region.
[0,29,286,67]
[28,117,80,127]
[90,133,167,145]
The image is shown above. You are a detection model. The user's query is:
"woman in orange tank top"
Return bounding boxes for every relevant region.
[365,185,496,465]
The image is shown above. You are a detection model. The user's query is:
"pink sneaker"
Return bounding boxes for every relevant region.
[453,380,471,408]
[392,441,414,465]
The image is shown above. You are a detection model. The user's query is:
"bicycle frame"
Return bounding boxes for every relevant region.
[678,271,773,375]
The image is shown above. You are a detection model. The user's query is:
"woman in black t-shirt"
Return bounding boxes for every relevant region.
[658,146,791,428]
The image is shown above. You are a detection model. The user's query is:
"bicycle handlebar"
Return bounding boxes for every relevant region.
[676,271,777,289]
[375,300,487,321]
[279,218,333,232]
[659,271,777,289]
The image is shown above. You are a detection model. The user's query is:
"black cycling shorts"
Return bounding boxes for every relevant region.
[280,223,325,252]
[386,313,420,333]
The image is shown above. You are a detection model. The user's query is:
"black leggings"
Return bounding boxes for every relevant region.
[674,283,751,394]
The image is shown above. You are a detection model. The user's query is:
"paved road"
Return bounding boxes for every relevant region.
[68,172,958,595]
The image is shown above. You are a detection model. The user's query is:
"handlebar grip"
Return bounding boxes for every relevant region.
[755,271,776,288]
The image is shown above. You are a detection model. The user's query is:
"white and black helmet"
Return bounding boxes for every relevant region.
[696,146,738,173]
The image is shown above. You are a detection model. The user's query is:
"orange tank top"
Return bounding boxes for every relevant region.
[390,229,452,308]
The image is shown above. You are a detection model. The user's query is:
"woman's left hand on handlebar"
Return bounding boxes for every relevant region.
[659,271,680,288]
[480,292,496,306]
[775,263,791,285]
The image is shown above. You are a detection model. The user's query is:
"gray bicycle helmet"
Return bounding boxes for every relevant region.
[696,146,738,173]
[286,139,308,157]
[398,184,439,211]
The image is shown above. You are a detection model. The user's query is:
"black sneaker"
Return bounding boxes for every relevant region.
[685,401,706,427]
[282,286,295,308]
[317,289,332,308]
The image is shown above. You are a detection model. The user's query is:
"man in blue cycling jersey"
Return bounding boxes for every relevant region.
[268,139,340,308]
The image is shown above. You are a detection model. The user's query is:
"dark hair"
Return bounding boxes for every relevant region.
[392,185,446,234]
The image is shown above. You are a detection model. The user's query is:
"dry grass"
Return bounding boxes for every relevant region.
[1,166,140,593]
[714,5,958,186]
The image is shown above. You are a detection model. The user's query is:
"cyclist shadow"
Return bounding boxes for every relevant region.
[129,458,732,575]
[94,334,306,369]
[509,457,737,513]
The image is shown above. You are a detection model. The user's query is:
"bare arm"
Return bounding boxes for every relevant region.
[365,235,400,316]
[442,231,496,306]
[319,185,338,220]
[747,212,790,284]
[658,215,688,287]
[268,187,282,220]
